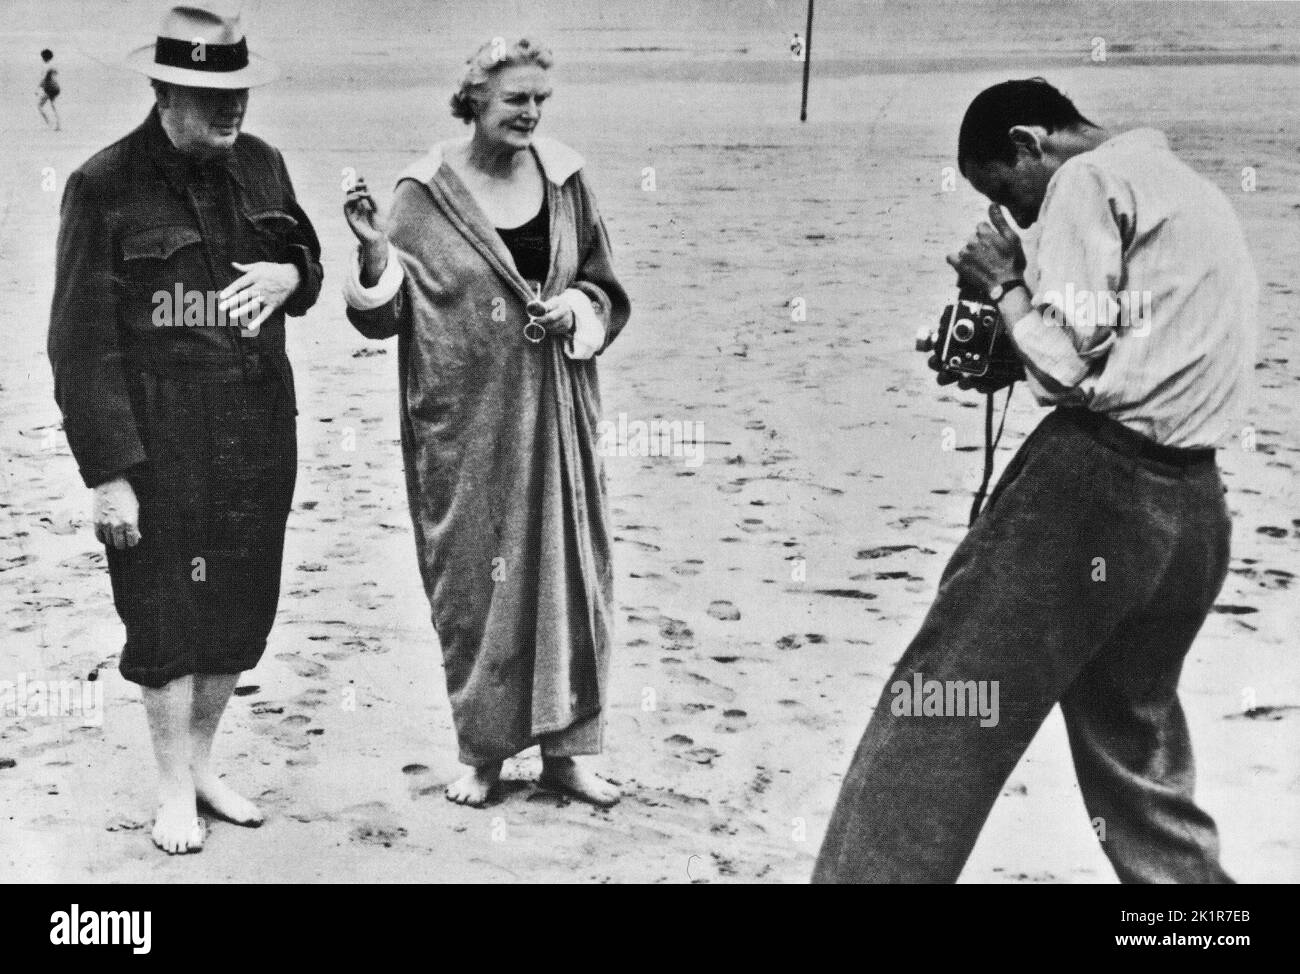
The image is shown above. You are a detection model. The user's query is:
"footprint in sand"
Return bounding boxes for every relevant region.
[716,709,750,733]
[293,688,329,709]
[401,763,440,797]
[686,746,721,765]
[856,544,936,559]
[342,801,408,848]
[706,600,740,621]
[253,713,313,751]
[1226,705,1299,721]
[658,616,695,650]
[274,653,329,679]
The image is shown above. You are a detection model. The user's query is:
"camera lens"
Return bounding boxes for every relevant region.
[952,318,975,343]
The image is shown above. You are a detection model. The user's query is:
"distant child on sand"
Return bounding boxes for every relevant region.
[38,49,60,130]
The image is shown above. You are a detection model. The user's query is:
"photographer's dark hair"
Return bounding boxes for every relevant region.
[41,48,54,62]
[958,78,1096,173]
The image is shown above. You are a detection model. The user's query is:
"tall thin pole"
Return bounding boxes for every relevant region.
[799,0,815,122]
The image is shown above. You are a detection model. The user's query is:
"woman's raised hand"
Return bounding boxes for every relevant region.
[343,176,390,284]
[344,176,387,244]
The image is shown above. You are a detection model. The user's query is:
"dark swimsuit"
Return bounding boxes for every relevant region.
[496,196,550,288]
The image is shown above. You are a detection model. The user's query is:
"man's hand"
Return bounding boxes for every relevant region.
[927,352,1015,394]
[217,261,302,334]
[946,203,1026,293]
[93,476,141,549]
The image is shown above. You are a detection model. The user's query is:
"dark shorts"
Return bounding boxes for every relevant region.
[107,368,297,687]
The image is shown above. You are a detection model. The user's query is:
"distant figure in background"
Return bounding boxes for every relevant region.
[790,32,805,61]
[38,49,61,130]
[343,38,630,808]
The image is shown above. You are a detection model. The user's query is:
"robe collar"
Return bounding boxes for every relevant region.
[398,137,581,302]
[396,136,584,189]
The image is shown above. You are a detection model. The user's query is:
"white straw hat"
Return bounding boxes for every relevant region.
[124,4,278,88]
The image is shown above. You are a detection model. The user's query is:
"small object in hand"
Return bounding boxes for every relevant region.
[523,281,547,344]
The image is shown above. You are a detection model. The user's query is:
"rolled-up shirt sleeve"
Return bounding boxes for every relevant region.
[48,169,147,488]
[1009,161,1128,390]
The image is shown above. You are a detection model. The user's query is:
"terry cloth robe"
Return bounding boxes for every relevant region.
[345,137,630,765]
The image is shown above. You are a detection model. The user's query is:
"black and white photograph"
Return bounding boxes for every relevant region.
[2,0,1296,918]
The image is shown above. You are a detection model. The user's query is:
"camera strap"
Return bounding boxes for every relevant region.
[968,384,1015,526]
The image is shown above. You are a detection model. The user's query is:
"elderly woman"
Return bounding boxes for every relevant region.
[342,39,630,807]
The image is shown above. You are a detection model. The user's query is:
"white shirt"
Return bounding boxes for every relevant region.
[1010,128,1258,449]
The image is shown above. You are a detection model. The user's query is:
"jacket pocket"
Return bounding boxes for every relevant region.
[120,225,205,291]
[247,208,299,261]
[122,225,203,263]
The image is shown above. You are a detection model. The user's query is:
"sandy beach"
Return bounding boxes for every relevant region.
[1,0,1297,883]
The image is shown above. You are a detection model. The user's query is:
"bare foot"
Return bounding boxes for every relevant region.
[445,762,502,807]
[152,790,205,854]
[195,773,264,827]
[539,757,620,807]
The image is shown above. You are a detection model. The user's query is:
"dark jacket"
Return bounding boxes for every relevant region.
[48,108,323,487]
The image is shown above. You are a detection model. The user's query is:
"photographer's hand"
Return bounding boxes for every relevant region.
[946,203,1026,293]
[927,352,1012,394]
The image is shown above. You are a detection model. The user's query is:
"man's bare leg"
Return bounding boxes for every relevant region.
[142,675,205,854]
[190,672,263,826]
[446,761,503,807]
[539,756,620,807]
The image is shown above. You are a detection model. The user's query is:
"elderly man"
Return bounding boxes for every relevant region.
[48,5,322,854]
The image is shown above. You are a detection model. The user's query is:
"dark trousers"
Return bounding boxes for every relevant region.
[813,408,1234,884]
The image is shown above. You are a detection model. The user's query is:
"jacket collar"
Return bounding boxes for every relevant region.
[397,136,584,189]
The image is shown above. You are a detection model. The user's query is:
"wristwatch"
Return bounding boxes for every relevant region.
[988,279,1027,303]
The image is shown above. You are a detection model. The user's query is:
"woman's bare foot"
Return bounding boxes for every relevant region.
[539,757,620,807]
[152,786,205,854]
[446,762,502,807]
[195,772,264,827]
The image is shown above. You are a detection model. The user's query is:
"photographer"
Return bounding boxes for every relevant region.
[814,78,1257,883]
